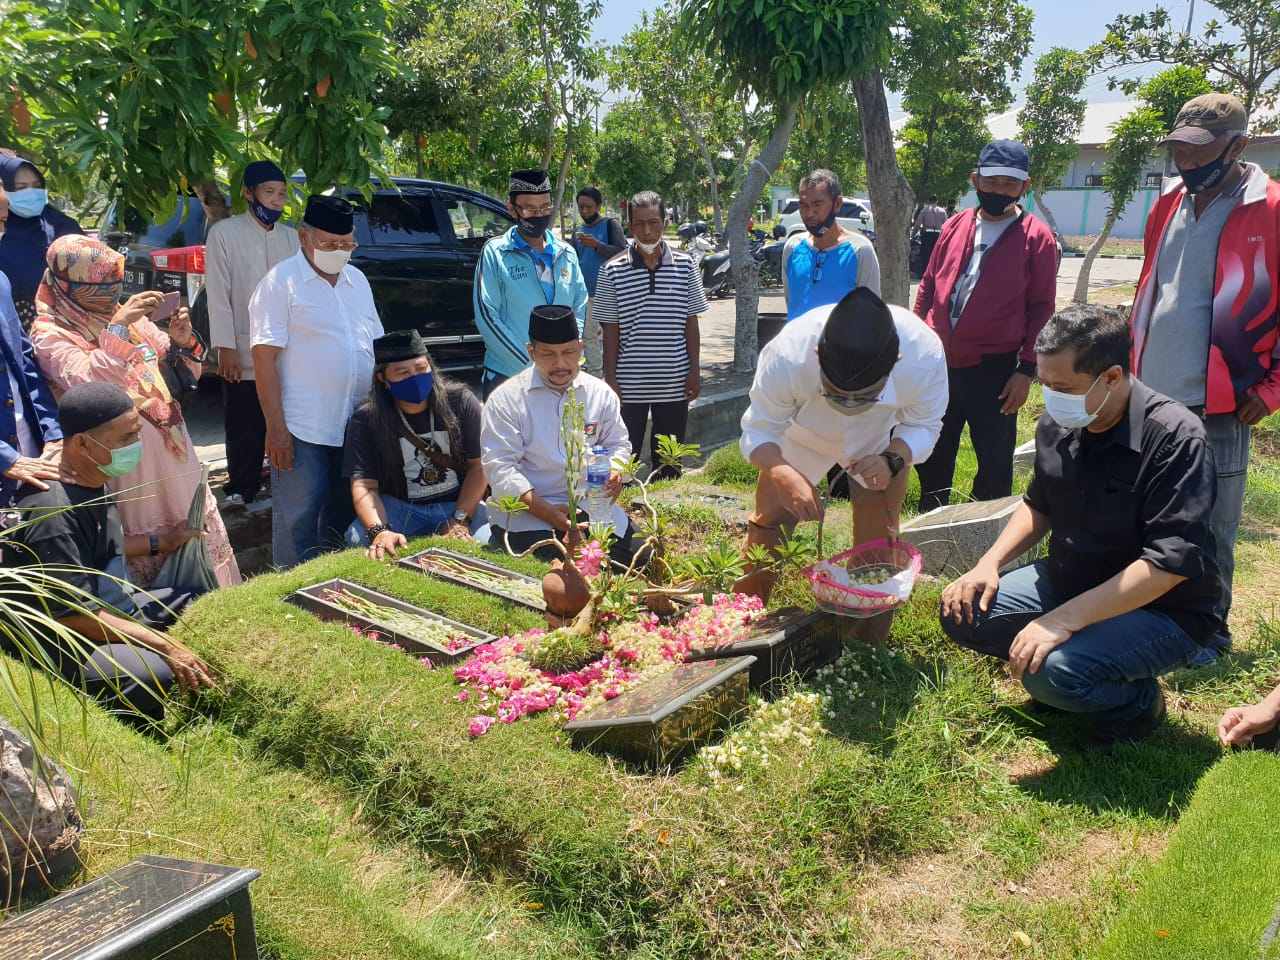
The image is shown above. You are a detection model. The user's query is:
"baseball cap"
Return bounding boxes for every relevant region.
[1161,93,1248,145]
[977,140,1030,181]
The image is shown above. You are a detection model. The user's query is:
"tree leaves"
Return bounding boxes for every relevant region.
[5,0,402,217]
[1017,47,1089,195]
[1090,0,1280,129]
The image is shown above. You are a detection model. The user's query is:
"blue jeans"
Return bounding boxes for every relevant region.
[344,495,488,546]
[941,560,1200,724]
[1203,413,1249,638]
[271,436,353,569]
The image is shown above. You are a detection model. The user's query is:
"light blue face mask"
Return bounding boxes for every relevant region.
[7,188,48,219]
[1042,371,1112,430]
[88,434,144,478]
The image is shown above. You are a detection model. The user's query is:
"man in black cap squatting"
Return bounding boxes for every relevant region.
[737,287,948,643]
[205,158,300,507]
[480,303,641,567]
[1129,92,1280,660]
[3,382,216,723]
[250,194,384,569]
[473,168,588,399]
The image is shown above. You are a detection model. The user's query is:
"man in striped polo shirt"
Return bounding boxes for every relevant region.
[594,191,708,480]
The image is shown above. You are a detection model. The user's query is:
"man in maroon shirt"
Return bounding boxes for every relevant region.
[913,140,1058,513]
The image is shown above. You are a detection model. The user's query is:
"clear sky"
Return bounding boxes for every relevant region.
[594,0,1205,115]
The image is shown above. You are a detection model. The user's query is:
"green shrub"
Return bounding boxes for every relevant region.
[701,444,759,487]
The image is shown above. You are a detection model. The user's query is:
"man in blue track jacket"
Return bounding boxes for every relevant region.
[473,168,588,399]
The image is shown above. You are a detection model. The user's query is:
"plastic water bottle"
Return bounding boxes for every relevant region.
[586,446,610,523]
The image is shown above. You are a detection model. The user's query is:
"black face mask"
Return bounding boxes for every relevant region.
[581,212,600,225]
[975,189,1018,217]
[804,203,838,238]
[1177,136,1239,194]
[517,212,554,239]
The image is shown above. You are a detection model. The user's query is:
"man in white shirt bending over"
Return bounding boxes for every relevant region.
[737,287,948,642]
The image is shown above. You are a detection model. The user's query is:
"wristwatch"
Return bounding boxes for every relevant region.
[452,509,469,525]
[880,451,906,478]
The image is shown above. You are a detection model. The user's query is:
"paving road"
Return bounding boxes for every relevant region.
[187,254,1143,468]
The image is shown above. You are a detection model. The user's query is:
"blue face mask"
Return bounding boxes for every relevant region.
[249,199,283,226]
[8,188,48,218]
[88,435,144,478]
[386,371,433,405]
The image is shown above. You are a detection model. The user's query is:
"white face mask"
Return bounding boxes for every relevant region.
[310,247,351,275]
[1042,371,1112,429]
[636,239,661,255]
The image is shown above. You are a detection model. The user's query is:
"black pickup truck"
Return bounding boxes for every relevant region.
[99,178,514,372]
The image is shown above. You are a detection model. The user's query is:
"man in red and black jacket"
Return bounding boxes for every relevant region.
[913,140,1059,514]
[1130,93,1280,656]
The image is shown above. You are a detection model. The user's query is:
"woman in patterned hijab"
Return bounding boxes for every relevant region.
[29,235,241,589]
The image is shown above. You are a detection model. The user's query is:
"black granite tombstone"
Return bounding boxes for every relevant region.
[0,855,260,960]
[287,578,493,664]
[563,656,755,769]
[683,607,841,695]
[398,548,547,611]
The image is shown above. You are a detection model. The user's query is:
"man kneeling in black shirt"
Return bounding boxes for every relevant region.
[940,306,1225,750]
[2,383,216,723]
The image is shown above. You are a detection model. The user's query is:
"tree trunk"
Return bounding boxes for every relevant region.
[854,68,915,306]
[553,129,574,225]
[670,100,723,232]
[535,0,557,172]
[729,97,800,372]
[416,134,425,180]
[1035,193,1060,234]
[1072,213,1118,304]
[195,178,231,227]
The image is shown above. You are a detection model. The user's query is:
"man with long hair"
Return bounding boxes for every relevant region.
[342,330,486,561]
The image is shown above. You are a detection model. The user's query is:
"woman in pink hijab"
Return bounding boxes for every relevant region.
[30,234,240,588]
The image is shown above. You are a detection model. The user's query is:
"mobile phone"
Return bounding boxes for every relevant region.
[152,291,180,322]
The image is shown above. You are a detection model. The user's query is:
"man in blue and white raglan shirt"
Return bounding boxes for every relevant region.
[473,168,589,400]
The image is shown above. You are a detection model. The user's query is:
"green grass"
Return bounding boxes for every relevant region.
[1,673,598,960]
[1088,751,1280,960]
[159,535,1232,957]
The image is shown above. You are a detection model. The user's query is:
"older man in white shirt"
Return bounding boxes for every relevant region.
[250,194,384,568]
[205,159,299,506]
[481,304,639,566]
[737,286,948,641]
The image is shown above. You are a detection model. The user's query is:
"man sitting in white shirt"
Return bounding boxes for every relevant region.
[481,304,642,567]
[250,194,384,568]
[737,287,948,641]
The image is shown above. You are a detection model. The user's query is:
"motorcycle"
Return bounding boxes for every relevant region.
[755,224,787,288]
[677,221,733,298]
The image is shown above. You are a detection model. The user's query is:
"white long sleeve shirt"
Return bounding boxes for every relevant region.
[481,367,631,533]
[204,212,299,378]
[740,303,948,483]
[249,250,383,447]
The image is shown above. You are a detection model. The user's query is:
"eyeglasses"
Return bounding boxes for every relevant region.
[313,240,358,252]
[517,206,554,218]
[820,387,880,410]
[812,250,827,284]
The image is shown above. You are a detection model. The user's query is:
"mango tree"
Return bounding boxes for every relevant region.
[2,0,401,222]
